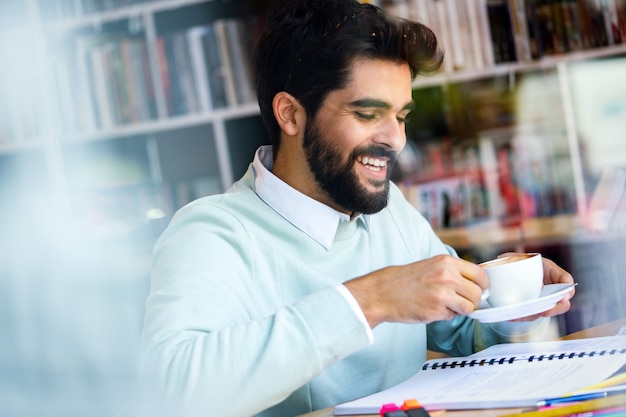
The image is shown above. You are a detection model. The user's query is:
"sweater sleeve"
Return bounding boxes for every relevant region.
[137,202,372,417]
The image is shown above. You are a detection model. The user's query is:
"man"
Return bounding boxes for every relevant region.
[138,1,575,416]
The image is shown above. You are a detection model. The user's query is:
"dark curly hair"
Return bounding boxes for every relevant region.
[252,0,444,155]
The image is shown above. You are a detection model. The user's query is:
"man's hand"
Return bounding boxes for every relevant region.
[344,255,489,328]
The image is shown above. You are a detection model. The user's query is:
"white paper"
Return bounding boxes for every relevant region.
[334,335,626,414]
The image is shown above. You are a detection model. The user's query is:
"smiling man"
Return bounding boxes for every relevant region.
[138,1,575,416]
[274,57,414,217]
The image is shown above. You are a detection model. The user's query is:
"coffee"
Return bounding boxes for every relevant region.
[480,254,533,269]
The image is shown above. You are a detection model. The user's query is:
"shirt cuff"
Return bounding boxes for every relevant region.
[335,284,375,344]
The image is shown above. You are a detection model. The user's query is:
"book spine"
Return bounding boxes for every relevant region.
[225,19,256,105]
[201,24,228,110]
[214,19,239,108]
[163,33,185,116]
[486,0,518,63]
[131,38,153,121]
[120,39,141,122]
[187,25,213,113]
[74,38,98,131]
[601,0,617,44]
[508,0,533,61]
[173,31,199,115]
[576,0,597,48]
[476,0,497,66]
[155,37,173,116]
[140,39,157,120]
[430,0,455,73]
[562,0,585,51]
[445,0,465,70]
[90,46,115,129]
[106,41,129,125]
[466,0,487,69]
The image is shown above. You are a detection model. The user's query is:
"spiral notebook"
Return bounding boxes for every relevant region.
[334,335,626,415]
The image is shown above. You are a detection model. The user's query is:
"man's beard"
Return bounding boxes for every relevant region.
[303,120,396,214]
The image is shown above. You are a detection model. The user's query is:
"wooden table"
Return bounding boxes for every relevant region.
[296,317,626,417]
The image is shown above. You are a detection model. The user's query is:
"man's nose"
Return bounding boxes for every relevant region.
[373,116,406,151]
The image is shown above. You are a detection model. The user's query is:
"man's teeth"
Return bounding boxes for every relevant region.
[358,156,387,167]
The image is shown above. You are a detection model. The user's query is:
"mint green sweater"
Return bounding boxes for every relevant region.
[139,157,510,417]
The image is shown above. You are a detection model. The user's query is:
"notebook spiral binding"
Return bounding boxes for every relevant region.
[422,348,626,371]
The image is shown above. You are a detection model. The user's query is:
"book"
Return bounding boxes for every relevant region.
[465,0,488,69]
[425,0,454,74]
[444,0,465,70]
[224,18,256,105]
[334,335,626,414]
[475,0,497,66]
[74,34,108,130]
[172,31,199,115]
[187,25,214,113]
[214,18,239,107]
[486,0,518,63]
[507,0,533,61]
[201,24,228,109]
[89,46,115,129]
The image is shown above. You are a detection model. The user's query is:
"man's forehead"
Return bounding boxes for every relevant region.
[330,60,413,109]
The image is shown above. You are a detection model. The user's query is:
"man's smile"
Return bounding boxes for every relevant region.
[356,155,388,172]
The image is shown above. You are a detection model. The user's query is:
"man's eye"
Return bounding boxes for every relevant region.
[397,115,410,124]
[354,112,376,121]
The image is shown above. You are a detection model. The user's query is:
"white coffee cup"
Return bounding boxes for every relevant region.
[479,253,544,307]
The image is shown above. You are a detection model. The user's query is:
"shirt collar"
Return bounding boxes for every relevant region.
[253,145,370,250]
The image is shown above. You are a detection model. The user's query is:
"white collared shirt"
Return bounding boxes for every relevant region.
[253,145,370,250]
[252,145,374,342]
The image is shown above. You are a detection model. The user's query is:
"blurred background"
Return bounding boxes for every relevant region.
[0,0,625,415]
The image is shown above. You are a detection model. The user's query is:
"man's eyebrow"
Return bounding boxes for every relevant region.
[349,98,415,111]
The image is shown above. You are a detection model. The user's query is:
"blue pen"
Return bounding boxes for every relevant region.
[537,391,608,407]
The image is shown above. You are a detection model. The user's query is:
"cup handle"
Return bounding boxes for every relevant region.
[481,289,490,302]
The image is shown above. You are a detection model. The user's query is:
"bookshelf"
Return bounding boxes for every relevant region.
[0,0,268,244]
[376,0,626,254]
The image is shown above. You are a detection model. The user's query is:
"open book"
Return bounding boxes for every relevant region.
[334,335,626,415]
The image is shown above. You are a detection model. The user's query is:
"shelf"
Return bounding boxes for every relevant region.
[413,44,626,89]
[60,102,260,143]
[44,0,217,31]
[435,214,583,250]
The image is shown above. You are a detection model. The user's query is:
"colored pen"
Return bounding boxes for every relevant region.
[380,403,407,417]
[401,398,431,417]
[537,391,608,407]
[567,384,626,397]
[569,373,626,394]
[501,393,626,417]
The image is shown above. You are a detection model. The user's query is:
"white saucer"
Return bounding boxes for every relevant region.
[468,283,577,323]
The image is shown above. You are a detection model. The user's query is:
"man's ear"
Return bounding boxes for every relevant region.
[272,91,304,137]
